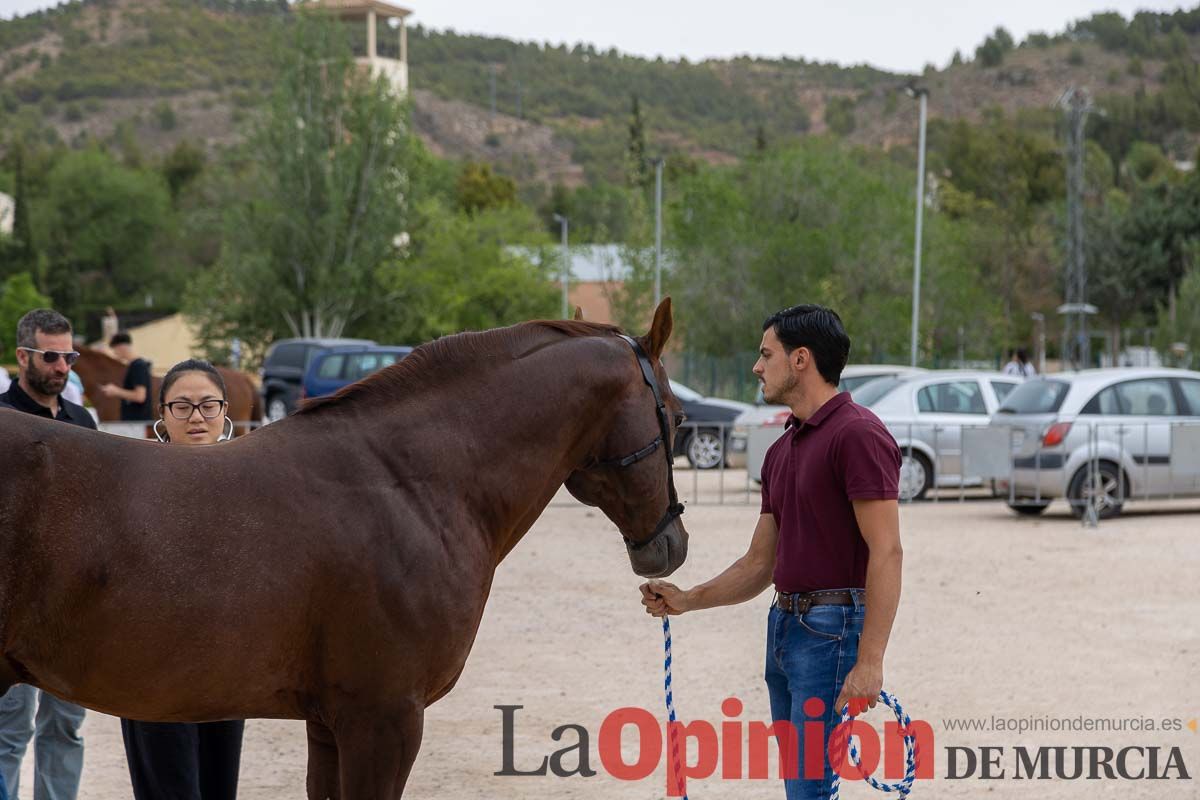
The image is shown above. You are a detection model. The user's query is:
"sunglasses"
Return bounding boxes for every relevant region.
[18,347,80,366]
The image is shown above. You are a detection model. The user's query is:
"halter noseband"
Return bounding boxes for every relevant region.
[589,334,685,551]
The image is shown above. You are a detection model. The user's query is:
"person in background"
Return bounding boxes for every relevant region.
[121,358,244,800]
[1003,348,1036,379]
[0,309,94,800]
[100,331,153,420]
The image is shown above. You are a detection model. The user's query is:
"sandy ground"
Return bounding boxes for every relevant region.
[14,471,1200,799]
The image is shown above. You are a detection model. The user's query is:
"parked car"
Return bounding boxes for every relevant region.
[864,371,1022,500]
[302,345,415,401]
[991,368,1200,519]
[735,365,930,480]
[259,337,376,422]
[669,381,754,469]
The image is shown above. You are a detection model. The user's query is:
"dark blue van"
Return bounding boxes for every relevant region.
[301,345,414,400]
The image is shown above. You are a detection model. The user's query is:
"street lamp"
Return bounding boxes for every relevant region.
[553,213,569,318]
[651,157,665,306]
[904,83,929,368]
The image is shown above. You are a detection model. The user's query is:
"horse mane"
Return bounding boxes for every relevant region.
[296,319,624,416]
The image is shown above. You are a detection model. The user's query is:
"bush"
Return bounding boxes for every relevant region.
[1068,47,1085,66]
[155,101,177,130]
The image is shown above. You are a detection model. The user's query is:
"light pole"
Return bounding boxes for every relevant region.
[553,213,569,318]
[652,157,665,306]
[905,83,929,368]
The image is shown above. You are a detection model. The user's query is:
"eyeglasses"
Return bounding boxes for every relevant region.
[164,400,227,420]
[18,347,80,366]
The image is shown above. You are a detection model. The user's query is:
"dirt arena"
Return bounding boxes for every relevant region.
[17,472,1200,799]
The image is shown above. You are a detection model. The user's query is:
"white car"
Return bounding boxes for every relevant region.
[860,370,1022,500]
[992,368,1200,518]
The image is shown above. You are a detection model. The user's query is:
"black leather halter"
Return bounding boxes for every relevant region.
[589,334,685,551]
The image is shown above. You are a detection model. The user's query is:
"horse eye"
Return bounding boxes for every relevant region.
[674,413,687,426]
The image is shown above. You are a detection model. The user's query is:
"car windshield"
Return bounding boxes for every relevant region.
[851,376,903,407]
[669,381,703,402]
[996,379,1070,414]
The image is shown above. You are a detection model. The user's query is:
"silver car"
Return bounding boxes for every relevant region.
[862,371,1023,501]
[991,368,1200,518]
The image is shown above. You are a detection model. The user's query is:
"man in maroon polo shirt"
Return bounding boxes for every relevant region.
[641,304,903,800]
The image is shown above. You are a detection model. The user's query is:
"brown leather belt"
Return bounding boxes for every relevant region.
[774,589,862,615]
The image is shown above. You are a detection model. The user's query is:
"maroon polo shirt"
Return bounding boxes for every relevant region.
[759,391,901,593]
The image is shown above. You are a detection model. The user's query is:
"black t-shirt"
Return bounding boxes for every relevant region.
[121,357,154,421]
[0,381,98,429]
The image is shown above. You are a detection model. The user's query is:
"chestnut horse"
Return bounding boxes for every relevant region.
[72,346,262,427]
[0,299,688,799]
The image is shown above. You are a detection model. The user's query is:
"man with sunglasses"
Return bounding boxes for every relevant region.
[0,308,93,800]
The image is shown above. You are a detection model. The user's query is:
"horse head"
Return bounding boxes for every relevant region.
[565,298,689,578]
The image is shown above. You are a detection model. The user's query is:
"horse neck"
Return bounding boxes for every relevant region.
[323,334,632,562]
[72,351,123,420]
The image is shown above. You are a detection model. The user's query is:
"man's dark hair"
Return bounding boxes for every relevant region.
[109,331,133,348]
[1016,348,1028,364]
[16,309,72,349]
[762,304,851,386]
[159,359,227,407]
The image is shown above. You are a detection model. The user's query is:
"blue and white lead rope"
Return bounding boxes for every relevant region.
[659,619,916,800]
[661,616,688,800]
[829,690,919,799]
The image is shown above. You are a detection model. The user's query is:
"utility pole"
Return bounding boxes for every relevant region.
[553,213,569,318]
[652,157,665,306]
[904,84,929,368]
[1058,87,1097,370]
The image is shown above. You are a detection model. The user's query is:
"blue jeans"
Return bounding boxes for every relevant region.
[0,686,86,800]
[765,593,865,800]
[1,765,8,800]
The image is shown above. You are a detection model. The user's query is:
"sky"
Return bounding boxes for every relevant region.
[0,0,1191,73]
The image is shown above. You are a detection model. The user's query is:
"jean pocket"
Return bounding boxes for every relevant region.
[796,607,846,641]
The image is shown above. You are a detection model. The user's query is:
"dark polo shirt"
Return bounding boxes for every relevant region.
[760,391,900,593]
[0,380,98,430]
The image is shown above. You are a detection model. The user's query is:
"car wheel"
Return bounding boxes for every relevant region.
[898,451,933,501]
[686,429,725,470]
[1067,461,1125,520]
[1008,502,1050,516]
[266,394,289,423]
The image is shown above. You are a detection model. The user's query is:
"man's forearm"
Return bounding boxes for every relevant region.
[858,545,902,664]
[687,555,774,611]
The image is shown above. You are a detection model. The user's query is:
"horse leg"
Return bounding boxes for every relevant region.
[335,702,424,800]
[306,720,341,800]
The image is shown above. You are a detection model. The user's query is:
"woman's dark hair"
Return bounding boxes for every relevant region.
[159,359,227,407]
[762,304,851,386]
[109,331,132,348]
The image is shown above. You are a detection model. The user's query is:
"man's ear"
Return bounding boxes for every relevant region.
[645,297,673,361]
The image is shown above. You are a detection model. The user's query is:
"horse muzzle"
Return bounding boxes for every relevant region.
[626,517,688,578]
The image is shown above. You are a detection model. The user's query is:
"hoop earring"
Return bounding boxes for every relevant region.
[218,417,235,442]
[153,419,169,443]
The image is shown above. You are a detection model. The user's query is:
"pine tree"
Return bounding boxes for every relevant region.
[626,95,648,189]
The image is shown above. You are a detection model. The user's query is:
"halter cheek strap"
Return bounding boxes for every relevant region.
[606,334,684,551]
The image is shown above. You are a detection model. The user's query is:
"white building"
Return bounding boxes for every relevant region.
[309,0,411,95]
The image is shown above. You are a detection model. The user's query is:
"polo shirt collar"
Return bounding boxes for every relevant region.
[3,380,64,420]
[785,391,852,430]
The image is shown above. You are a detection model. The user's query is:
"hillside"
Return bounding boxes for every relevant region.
[3,0,1200,183]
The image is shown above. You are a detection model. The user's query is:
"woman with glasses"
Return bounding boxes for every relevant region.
[121,359,244,800]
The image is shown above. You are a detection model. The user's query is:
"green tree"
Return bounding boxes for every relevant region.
[455,162,516,214]
[626,94,649,190]
[186,13,414,355]
[0,271,51,361]
[374,199,558,342]
[34,147,172,322]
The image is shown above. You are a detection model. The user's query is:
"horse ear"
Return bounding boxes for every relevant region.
[645,297,673,361]
[573,306,584,321]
